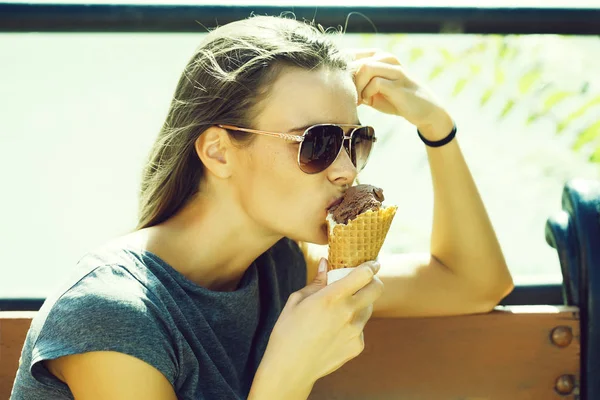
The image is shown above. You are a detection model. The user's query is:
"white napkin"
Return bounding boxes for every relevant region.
[326,267,356,285]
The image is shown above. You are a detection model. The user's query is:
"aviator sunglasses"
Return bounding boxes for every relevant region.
[218,124,377,174]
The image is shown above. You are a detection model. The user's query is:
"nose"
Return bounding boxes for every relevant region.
[327,142,357,185]
[342,136,352,158]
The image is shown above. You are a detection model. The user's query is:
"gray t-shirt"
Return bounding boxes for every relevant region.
[11,237,306,399]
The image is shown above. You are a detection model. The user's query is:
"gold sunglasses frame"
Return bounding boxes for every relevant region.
[217,123,376,173]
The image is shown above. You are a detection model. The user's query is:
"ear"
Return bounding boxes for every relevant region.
[195,126,233,179]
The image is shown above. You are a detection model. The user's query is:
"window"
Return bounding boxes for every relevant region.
[1,6,598,298]
[351,33,600,286]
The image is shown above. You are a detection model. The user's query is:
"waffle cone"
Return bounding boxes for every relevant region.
[327,205,397,270]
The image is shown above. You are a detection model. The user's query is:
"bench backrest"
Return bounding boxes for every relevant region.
[0,307,580,399]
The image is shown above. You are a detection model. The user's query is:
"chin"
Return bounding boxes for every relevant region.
[288,223,329,246]
[307,223,329,245]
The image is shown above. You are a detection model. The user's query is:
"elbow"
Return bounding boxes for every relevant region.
[477,272,515,313]
[500,274,515,298]
[467,268,514,314]
[495,267,515,299]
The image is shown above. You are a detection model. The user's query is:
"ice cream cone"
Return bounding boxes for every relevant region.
[327,205,397,270]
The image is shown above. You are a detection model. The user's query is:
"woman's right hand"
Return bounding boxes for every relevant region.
[262,258,383,387]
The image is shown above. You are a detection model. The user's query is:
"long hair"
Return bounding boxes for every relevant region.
[136,15,351,230]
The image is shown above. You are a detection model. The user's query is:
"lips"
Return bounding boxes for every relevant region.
[326,196,344,212]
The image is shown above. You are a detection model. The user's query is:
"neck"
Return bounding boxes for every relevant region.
[131,191,281,292]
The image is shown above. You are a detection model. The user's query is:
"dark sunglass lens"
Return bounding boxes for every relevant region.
[299,125,343,173]
[352,127,375,171]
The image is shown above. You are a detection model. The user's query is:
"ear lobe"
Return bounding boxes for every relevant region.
[195,126,232,178]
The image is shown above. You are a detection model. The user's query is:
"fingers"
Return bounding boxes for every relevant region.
[350,52,402,86]
[347,49,404,105]
[352,275,384,310]
[327,262,380,298]
[349,277,383,334]
[351,304,373,329]
[360,76,397,107]
[353,61,404,104]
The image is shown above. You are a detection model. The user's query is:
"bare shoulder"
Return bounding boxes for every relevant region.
[44,351,177,400]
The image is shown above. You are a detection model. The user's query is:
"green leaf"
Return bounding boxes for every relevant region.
[490,34,503,50]
[499,42,509,59]
[504,46,519,61]
[572,120,600,151]
[480,88,494,106]
[496,37,519,61]
[409,48,424,62]
[526,113,541,125]
[429,65,444,80]
[518,68,542,95]
[500,99,516,118]
[465,41,487,55]
[557,121,568,134]
[543,91,575,113]
[469,64,482,76]
[495,68,505,85]
[439,48,456,63]
[590,146,600,163]
[558,95,600,133]
[570,96,600,119]
[391,34,407,42]
[452,78,468,96]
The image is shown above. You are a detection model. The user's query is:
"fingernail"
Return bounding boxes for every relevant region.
[319,258,327,273]
[372,261,381,272]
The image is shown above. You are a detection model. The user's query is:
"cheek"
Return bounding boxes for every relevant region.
[235,142,298,211]
[234,143,325,237]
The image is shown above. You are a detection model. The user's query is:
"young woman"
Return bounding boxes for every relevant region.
[11,15,513,400]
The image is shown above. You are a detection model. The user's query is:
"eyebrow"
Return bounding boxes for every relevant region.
[287,121,362,133]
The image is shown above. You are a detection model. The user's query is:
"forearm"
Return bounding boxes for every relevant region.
[248,354,315,400]
[420,120,514,296]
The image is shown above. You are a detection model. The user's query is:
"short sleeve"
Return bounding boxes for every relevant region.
[29,265,178,393]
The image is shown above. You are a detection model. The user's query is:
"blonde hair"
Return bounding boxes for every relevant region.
[136,15,351,229]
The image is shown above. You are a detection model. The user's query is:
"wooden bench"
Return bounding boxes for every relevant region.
[1,178,598,399]
[0,307,581,400]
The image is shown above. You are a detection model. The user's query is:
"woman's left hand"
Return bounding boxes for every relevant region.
[349,48,454,141]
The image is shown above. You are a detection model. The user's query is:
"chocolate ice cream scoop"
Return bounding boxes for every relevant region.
[328,184,385,224]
